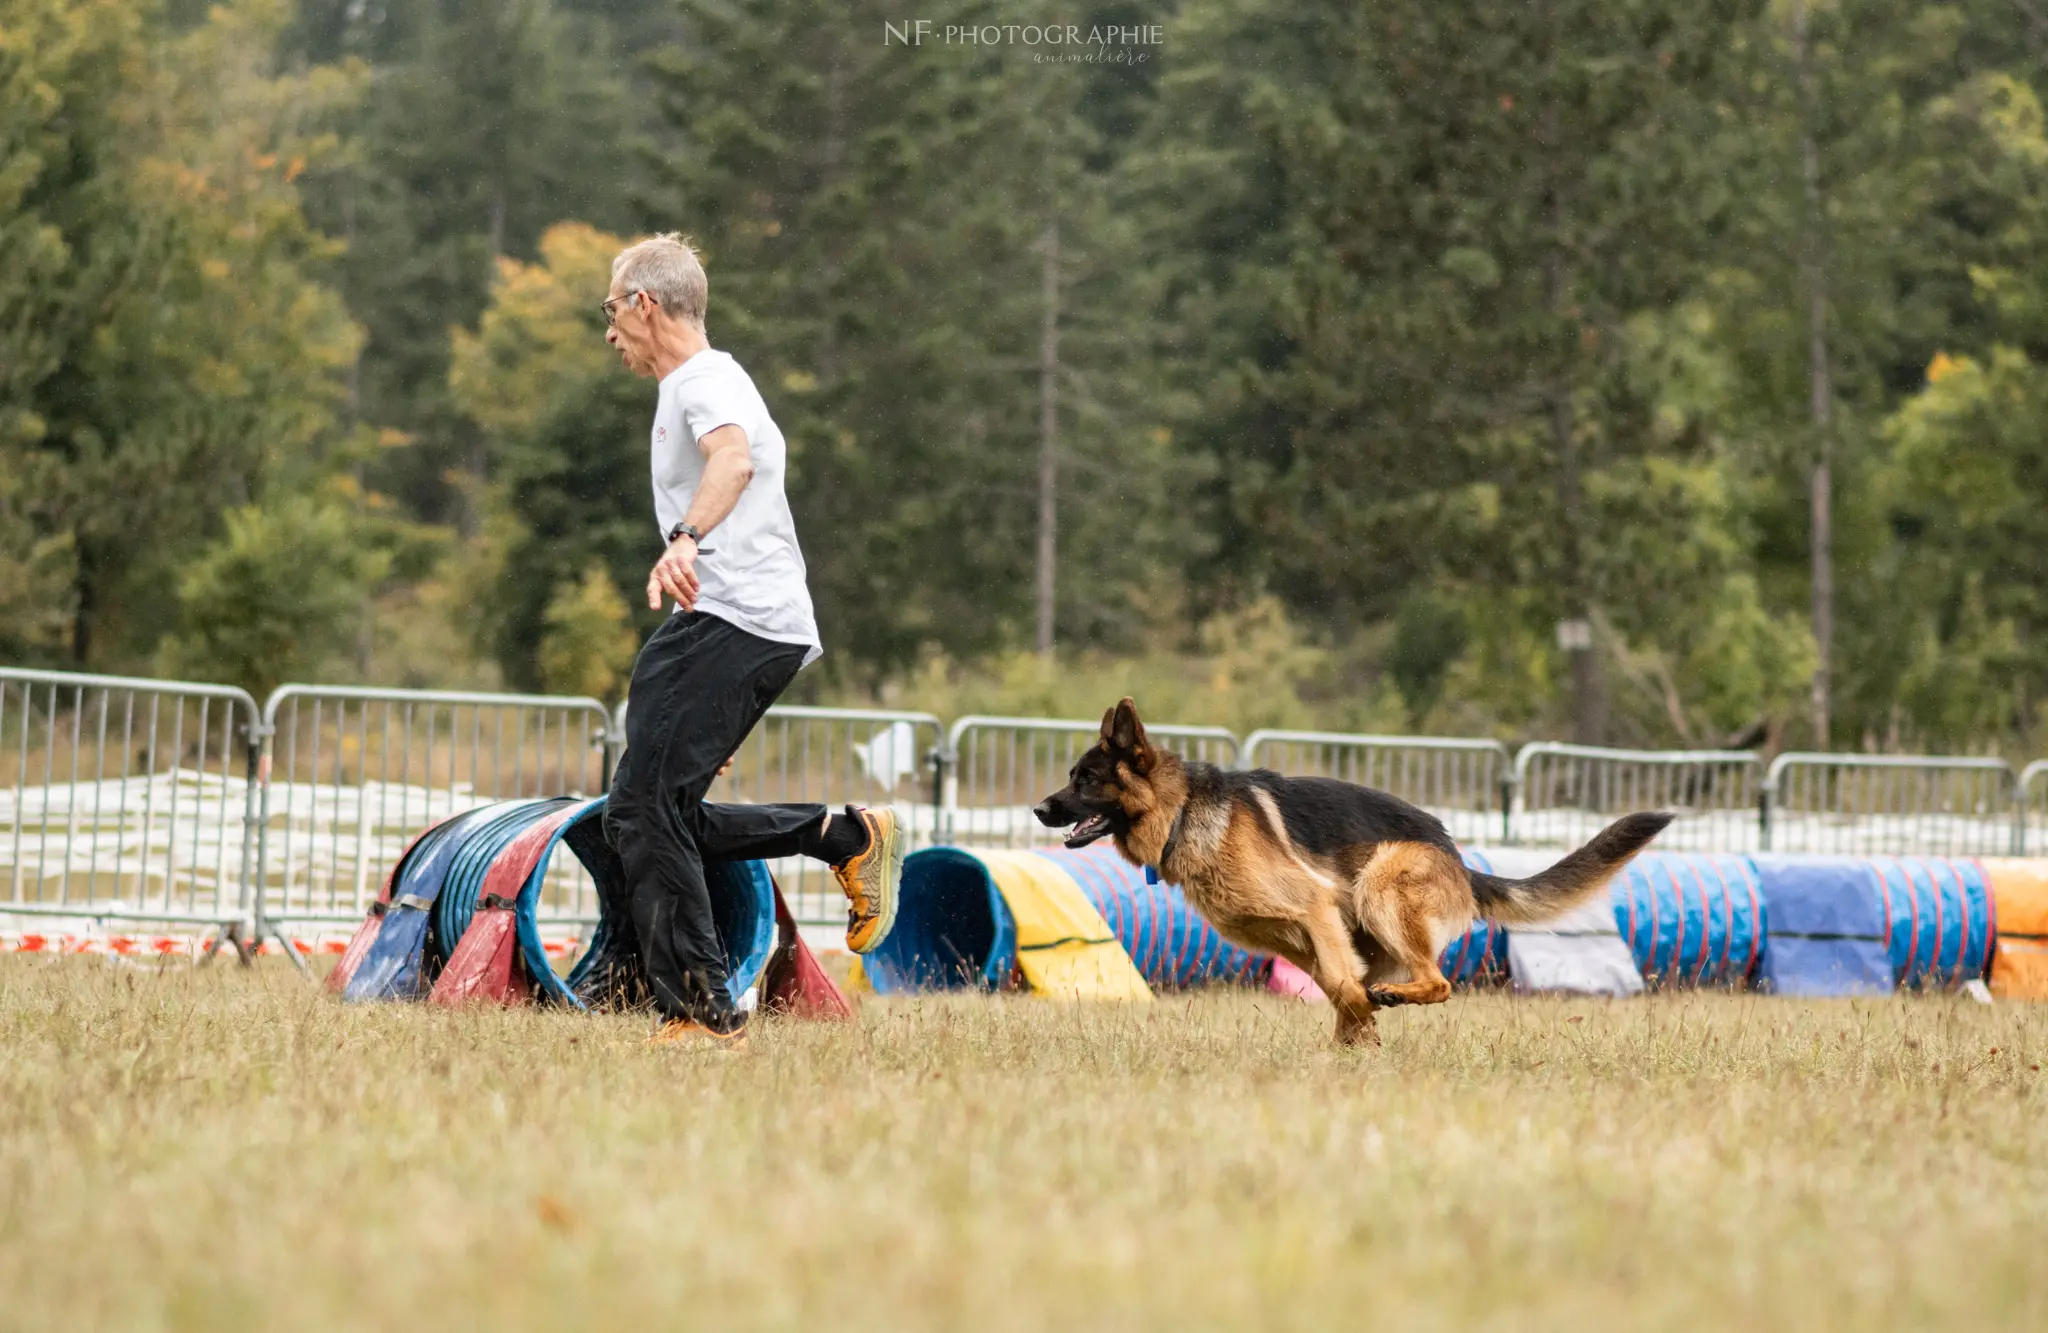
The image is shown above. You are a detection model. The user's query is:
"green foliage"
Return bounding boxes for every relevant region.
[637,0,1183,674]
[880,598,1408,738]
[537,564,638,702]
[159,493,393,697]
[291,0,638,528]
[14,0,2048,755]
[3,0,365,670]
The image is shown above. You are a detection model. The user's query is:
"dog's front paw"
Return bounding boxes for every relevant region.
[1365,985,1409,1009]
[1335,1011,1381,1047]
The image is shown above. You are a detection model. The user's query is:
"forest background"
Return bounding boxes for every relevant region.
[8,0,2048,756]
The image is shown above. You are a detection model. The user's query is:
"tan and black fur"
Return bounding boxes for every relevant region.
[1034,698,1673,1046]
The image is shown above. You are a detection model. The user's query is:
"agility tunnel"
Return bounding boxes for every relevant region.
[1515,851,1983,996]
[861,842,1507,999]
[1752,856,1993,996]
[330,796,848,1017]
[863,842,2019,1002]
[1612,853,1766,988]
[1986,860,2048,999]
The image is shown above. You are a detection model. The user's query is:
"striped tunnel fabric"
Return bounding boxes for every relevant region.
[1442,849,1508,986]
[336,795,779,1009]
[1027,845,1267,989]
[1031,844,1507,990]
[1869,857,1994,992]
[1613,853,1766,987]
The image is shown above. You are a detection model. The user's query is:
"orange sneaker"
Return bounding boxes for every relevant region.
[648,1019,749,1050]
[833,806,902,954]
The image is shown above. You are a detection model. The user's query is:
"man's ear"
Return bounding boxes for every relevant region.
[1108,697,1147,753]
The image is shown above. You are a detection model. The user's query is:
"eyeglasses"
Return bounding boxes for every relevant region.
[601,291,652,327]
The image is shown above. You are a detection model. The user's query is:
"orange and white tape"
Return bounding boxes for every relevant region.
[2,931,585,959]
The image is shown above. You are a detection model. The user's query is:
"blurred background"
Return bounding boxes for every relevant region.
[5,0,2045,754]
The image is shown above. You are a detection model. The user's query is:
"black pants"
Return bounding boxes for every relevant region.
[603,611,829,1031]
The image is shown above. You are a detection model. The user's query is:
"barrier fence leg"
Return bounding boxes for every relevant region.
[930,744,952,847]
[201,920,256,967]
[246,717,309,977]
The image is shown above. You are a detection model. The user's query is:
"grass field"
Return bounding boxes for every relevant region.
[3,959,2046,1332]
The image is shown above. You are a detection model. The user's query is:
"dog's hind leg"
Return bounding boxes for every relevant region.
[1354,843,1461,1008]
[1299,900,1380,1046]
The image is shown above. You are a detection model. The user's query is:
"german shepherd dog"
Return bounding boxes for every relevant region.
[1034,699,1673,1045]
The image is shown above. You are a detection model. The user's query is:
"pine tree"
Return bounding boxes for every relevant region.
[637,0,1179,677]
[1134,0,1753,740]
[295,0,637,530]
[3,0,366,670]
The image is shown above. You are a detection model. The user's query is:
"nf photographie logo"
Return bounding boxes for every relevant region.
[884,20,1163,62]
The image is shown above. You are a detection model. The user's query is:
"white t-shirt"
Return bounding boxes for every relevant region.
[650,349,821,665]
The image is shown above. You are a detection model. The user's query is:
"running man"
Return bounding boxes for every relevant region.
[600,233,900,1043]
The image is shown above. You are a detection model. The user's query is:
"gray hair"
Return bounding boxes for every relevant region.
[611,233,709,328]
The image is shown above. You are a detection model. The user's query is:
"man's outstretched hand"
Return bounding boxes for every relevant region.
[647,534,702,610]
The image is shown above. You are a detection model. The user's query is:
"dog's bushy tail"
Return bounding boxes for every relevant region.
[1468,812,1674,925]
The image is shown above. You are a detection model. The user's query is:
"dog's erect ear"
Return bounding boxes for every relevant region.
[1107,696,1148,755]
[1100,703,1119,743]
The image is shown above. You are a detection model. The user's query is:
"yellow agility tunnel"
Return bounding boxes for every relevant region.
[856,842,1507,1001]
[860,845,2048,1002]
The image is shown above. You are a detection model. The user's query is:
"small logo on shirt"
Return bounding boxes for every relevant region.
[656,426,667,442]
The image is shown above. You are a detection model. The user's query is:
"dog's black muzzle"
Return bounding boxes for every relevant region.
[1032,792,1076,828]
[1034,790,1115,848]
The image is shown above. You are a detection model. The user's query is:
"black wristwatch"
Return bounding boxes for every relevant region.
[667,521,704,546]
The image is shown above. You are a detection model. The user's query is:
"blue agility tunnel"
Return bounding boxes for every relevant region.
[1613,853,1765,987]
[1032,845,1269,989]
[865,842,1508,995]
[344,795,776,1010]
[432,796,577,981]
[1868,857,1994,992]
[859,846,1019,993]
[864,845,1269,994]
[345,799,557,1003]
[1752,857,1892,996]
[1444,849,1509,986]
[537,798,775,1009]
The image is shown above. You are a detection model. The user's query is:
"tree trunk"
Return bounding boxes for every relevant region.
[1795,0,1834,746]
[818,49,845,384]
[1539,0,1601,744]
[70,543,96,667]
[344,170,360,428]
[1035,215,1060,657]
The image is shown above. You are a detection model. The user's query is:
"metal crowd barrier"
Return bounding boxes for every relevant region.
[257,685,614,955]
[2022,761,2048,857]
[1,668,262,956]
[1242,730,1513,845]
[625,702,944,923]
[20,661,2048,957]
[939,714,1240,850]
[1761,752,2016,857]
[1512,743,1764,852]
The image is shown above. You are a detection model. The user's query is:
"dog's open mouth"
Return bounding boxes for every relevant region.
[1063,813,1112,849]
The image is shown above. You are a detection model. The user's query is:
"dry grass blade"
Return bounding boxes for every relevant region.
[2,959,2046,1331]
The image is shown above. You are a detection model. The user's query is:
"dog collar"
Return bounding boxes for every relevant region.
[1145,810,1186,886]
